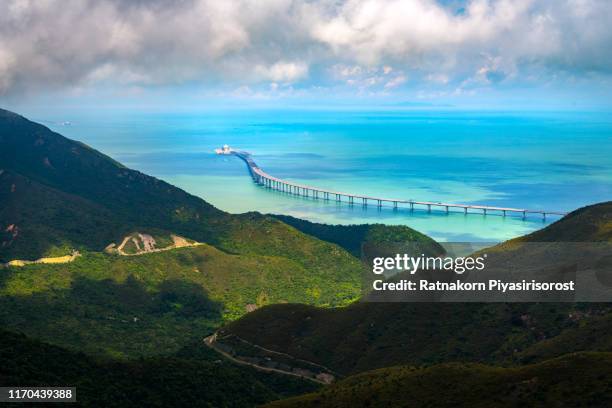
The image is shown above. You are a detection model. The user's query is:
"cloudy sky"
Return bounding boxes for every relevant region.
[1,0,612,109]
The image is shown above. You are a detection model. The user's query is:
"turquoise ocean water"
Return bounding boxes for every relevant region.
[40,108,612,243]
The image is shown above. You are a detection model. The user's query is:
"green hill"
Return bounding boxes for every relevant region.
[0,328,319,407]
[271,215,444,258]
[265,352,612,408]
[515,201,612,242]
[0,243,362,357]
[516,312,612,364]
[222,302,612,375]
[220,202,612,375]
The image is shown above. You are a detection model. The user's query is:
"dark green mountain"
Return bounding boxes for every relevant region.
[265,352,612,408]
[219,202,612,375]
[0,328,319,407]
[271,214,443,258]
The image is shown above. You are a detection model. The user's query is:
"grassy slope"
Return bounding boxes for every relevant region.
[266,352,612,408]
[0,244,360,357]
[0,328,319,408]
[222,202,612,374]
[271,214,444,258]
[224,302,610,375]
[515,201,612,242]
[516,312,612,364]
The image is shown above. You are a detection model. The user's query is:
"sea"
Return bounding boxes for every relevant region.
[37,108,612,243]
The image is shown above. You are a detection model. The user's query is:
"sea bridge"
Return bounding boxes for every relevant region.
[216,146,567,220]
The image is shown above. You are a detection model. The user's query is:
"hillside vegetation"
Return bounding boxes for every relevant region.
[0,328,319,407]
[271,215,444,258]
[515,201,612,242]
[224,302,612,375]
[266,352,612,408]
[0,242,361,357]
[222,202,612,374]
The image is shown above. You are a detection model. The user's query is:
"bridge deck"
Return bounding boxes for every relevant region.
[223,149,566,218]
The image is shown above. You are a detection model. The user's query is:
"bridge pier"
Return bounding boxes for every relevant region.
[464,207,468,215]
[427,204,431,213]
[393,201,398,210]
[483,208,487,216]
[377,199,382,208]
[349,196,354,206]
[445,205,449,213]
[522,211,526,219]
[503,210,506,217]
[543,212,546,220]
[410,202,414,211]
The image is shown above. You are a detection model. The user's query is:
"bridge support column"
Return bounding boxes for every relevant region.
[349,196,354,206]
[503,210,506,217]
[543,212,546,220]
[464,207,467,215]
[427,204,431,213]
[484,209,487,216]
[523,211,526,219]
[445,206,449,213]
[410,202,414,211]
[377,200,382,208]
[393,201,398,210]
[363,198,367,206]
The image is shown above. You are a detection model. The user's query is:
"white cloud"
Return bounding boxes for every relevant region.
[384,74,407,89]
[0,0,610,95]
[426,73,449,84]
[255,61,309,83]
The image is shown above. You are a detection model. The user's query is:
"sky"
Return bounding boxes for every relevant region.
[1,0,612,110]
